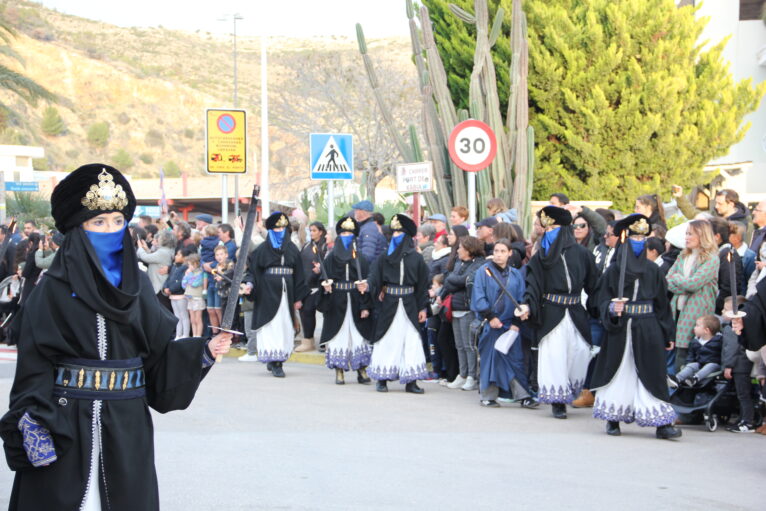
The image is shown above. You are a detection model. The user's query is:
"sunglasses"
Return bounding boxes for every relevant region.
[573,223,587,229]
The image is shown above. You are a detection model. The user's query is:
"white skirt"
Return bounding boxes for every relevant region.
[256,289,294,363]
[325,299,372,371]
[537,310,591,404]
[368,300,428,383]
[592,320,676,427]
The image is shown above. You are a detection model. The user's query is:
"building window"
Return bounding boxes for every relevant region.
[740,0,766,20]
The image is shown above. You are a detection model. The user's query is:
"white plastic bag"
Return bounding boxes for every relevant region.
[494,328,519,355]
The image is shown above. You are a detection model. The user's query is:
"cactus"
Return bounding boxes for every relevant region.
[356,0,533,223]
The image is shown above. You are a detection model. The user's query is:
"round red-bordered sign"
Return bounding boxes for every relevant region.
[448,119,497,172]
[217,113,236,134]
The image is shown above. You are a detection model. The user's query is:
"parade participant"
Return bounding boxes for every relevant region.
[296,221,327,353]
[0,164,231,510]
[317,216,373,384]
[471,239,538,408]
[590,214,681,439]
[361,214,430,393]
[518,206,598,419]
[243,211,308,378]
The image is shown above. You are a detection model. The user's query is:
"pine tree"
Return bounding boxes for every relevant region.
[422,0,766,209]
[40,106,65,136]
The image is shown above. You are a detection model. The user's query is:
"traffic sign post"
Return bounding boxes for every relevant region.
[448,119,498,225]
[310,133,353,224]
[206,108,247,222]
[396,162,433,227]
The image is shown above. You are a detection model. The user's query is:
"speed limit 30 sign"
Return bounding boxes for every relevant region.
[448,119,497,172]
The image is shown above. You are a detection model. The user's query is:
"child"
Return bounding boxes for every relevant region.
[672,315,723,386]
[212,244,234,317]
[427,274,445,382]
[182,253,206,337]
[164,247,190,339]
[721,296,756,433]
[200,224,222,332]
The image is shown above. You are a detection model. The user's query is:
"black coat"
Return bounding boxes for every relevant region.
[442,258,484,311]
[244,236,309,331]
[1,227,211,510]
[721,324,752,374]
[367,235,429,343]
[591,248,676,401]
[316,239,372,343]
[686,333,723,366]
[524,228,599,344]
[742,277,766,351]
[163,263,188,296]
[300,239,327,289]
[716,246,744,313]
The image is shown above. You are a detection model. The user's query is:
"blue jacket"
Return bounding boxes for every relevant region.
[163,263,188,296]
[357,217,386,265]
[687,333,723,366]
[741,247,756,289]
[471,261,525,328]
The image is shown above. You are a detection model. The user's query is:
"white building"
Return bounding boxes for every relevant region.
[0,145,44,184]
[682,0,766,199]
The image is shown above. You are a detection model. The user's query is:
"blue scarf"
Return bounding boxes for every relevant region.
[629,238,645,257]
[388,232,404,255]
[84,225,126,288]
[541,227,560,256]
[340,234,354,250]
[268,229,285,249]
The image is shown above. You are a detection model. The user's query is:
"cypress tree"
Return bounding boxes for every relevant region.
[40,106,65,136]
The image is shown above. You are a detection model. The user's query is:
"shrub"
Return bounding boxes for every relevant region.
[145,129,164,148]
[87,122,109,148]
[41,106,65,136]
[111,149,134,170]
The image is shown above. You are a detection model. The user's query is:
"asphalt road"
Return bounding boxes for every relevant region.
[0,359,764,510]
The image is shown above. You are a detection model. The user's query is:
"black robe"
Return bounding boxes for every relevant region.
[244,236,308,331]
[590,245,676,401]
[1,227,212,511]
[316,240,373,343]
[524,227,599,344]
[742,277,766,352]
[367,235,429,343]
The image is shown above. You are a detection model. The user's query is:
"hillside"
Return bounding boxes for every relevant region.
[0,1,419,200]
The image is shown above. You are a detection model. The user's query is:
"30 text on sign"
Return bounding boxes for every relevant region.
[448,119,497,172]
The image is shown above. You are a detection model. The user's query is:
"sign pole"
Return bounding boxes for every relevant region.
[468,172,476,226]
[327,180,335,226]
[413,192,420,227]
[260,32,270,218]
[221,175,229,222]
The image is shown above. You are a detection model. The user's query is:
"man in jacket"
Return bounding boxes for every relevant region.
[353,200,386,265]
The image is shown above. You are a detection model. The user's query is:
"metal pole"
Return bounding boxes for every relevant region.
[221,175,228,222]
[468,171,476,225]
[233,14,242,220]
[327,180,335,226]
[260,31,270,218]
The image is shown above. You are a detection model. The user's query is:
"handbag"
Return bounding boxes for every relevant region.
[442,294,454,322]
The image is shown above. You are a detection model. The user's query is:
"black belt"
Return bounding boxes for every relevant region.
[386,285,414,296]
[265,267,294,275]
[53,358,146,400]
[334,281,356,291]
[624,301,654,317]
[544,293,581,306]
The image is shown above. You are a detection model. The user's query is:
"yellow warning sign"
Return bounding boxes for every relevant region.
[206,109,247,174]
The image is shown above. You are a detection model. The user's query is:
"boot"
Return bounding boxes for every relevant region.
[656,424,682,440]
[357,367,371,384]
[335,368,345,385]
[405,381,424,394]
[266,361,274,372]
[551,403,567,419]
[294,337,315,353]
[271,361,285,378]
[376,380,388,393]
[572,389,595,408]
[606,421,621,436]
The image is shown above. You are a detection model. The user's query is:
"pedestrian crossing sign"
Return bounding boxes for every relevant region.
[310,133,353,180]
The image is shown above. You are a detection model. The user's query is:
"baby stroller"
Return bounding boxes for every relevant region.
[669,372,764,431]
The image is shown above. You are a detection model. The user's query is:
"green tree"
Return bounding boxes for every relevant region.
[111,148,134,170]
[145,129,164,148]
[139,153,154,164]
[422,0,765,209]
[87,121,110,148]
[0,21,57,114]
[163,161,181,177]
[40,106,65,135]
[7,192,52,224]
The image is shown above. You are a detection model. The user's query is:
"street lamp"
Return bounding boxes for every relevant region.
[218,13,244,220]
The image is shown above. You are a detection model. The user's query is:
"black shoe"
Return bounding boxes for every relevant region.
[376,380,388,393]
[266,361,274,372]
[551,403,567,419]
[357,368,371,384]
[520,397,540,409]
[606,421,621,436]
[480,400,500,407]
[656,425,682,439]
[271,362,285,378]
[726,421,756,433]
[405,381,424,394]
[335,368,345,385]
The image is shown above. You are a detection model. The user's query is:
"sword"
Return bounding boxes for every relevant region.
[216,185,260,362]
[484,267,522,310]
[0,218,17,272]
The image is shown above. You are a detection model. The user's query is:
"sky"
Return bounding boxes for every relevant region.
[37,0,412,38]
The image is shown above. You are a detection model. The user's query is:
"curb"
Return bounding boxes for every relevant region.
[224,349,325,366]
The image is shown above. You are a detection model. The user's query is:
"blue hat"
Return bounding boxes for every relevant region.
[194,213,213,224]
[351,200,374,212]
[475,216,499,228]
[427,213,447,223]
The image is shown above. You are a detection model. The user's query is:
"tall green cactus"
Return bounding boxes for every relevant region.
[356,0,532,224]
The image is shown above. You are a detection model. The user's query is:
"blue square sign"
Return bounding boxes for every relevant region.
[310,133,353,180]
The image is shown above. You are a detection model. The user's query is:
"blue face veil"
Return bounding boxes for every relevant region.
[268,229,285,249]
[339,233,354,250]
[387,232,405,255]
[541,227,561,256]
[84,224,126,287]
[629,238,646,257]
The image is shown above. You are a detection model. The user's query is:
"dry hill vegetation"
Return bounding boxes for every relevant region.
[0,1,419,199]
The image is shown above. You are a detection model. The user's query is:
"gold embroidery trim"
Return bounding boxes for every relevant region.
[94,370,101,390]
[390,216,402,231]
[540,210,555,228]
[629,217,650,235]
[340,217,355,231]
[77,369,84,389]
[275,214,289,228]
[109,371,116,391]
[81,169,129,211]
[122,371,129,391]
